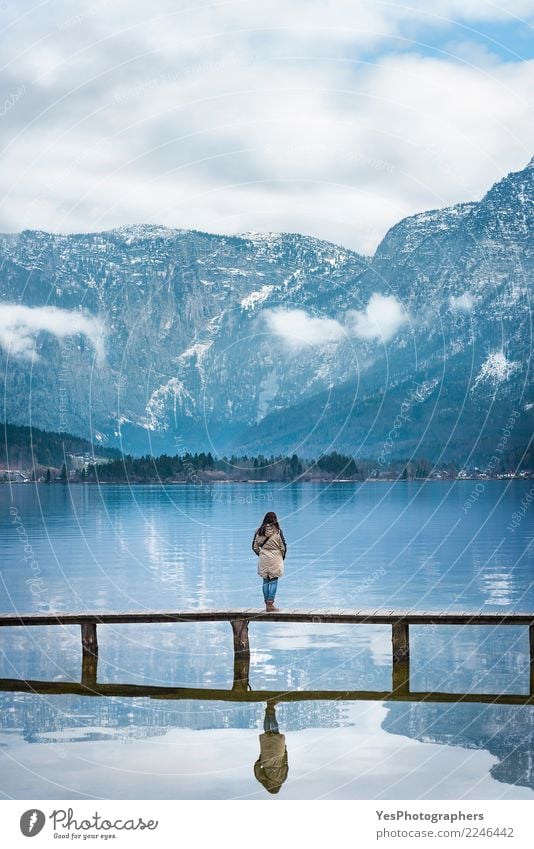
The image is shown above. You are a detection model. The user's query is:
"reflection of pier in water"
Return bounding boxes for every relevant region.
[2,670,534,793]
[1,677,533,706]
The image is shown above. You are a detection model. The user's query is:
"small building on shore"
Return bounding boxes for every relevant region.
[0,469,29,483]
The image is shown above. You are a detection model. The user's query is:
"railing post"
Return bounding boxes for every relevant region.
[530,624,534,696]
[392,621,409,662]
[392,659,410,694]
[231,618,250,692]
[81,623,98,688]
[392,621,410,693]
[81,654,98,688]
[81,623,98,657]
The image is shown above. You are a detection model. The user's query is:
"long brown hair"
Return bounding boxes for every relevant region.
[259,511,280,536]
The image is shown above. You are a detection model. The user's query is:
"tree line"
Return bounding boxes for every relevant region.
[71,450,458,483]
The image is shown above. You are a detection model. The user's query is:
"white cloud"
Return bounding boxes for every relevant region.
[347,293,409,341]
[265,294,408,347]
[264,308,345,348]
[0,303,105,363]
[450,292,476,311]
[0,2,532,252]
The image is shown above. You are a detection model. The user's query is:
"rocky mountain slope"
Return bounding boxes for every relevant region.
[0,158,532,464]
[238,159,533,462]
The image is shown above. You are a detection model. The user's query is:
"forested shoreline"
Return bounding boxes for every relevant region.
[1,421,531,483]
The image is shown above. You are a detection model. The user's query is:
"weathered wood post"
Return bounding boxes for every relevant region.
[81,623,98,687]
[392,621,410,693]
[392,621,409,662]
[231,618,250,692]
[530,623,534,696]
[81,622,98,656]
[81,654,98,688]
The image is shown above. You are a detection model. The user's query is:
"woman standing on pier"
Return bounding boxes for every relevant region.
[252,511,287,611]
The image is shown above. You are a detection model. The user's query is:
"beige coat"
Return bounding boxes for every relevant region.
[254,733,288,794]
[252,523,286,578]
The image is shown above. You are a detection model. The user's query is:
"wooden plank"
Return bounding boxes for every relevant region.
[0,677,533,706]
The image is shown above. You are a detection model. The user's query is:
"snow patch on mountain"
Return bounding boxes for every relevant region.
[177,340,212,387]
[111,225,180,244]
[240,231,281,244]
[241,285,275,310]
[179,341,212,361]
[145,378,195,430]
[472,352,520,391]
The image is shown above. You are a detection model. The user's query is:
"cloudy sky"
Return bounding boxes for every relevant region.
[0,0,533,253]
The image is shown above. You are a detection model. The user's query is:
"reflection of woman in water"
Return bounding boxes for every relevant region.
[254,703,289,795]
[252,511,287,611]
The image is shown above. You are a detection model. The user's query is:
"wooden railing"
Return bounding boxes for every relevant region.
[1,608,533,697]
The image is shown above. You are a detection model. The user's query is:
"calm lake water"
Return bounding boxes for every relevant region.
[1,480,533,799]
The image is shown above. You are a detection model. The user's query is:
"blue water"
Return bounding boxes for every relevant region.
[0,480,533,799]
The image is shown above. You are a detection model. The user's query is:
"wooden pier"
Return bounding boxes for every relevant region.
[1,609,534,698]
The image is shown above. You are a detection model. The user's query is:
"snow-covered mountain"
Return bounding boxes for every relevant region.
[239,158,533,462]
[0,158,532,463]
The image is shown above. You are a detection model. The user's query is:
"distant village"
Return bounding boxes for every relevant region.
[0,452,110,483]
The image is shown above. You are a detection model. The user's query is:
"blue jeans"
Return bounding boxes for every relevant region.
[264,706,279,733]
[262,577,278,602]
